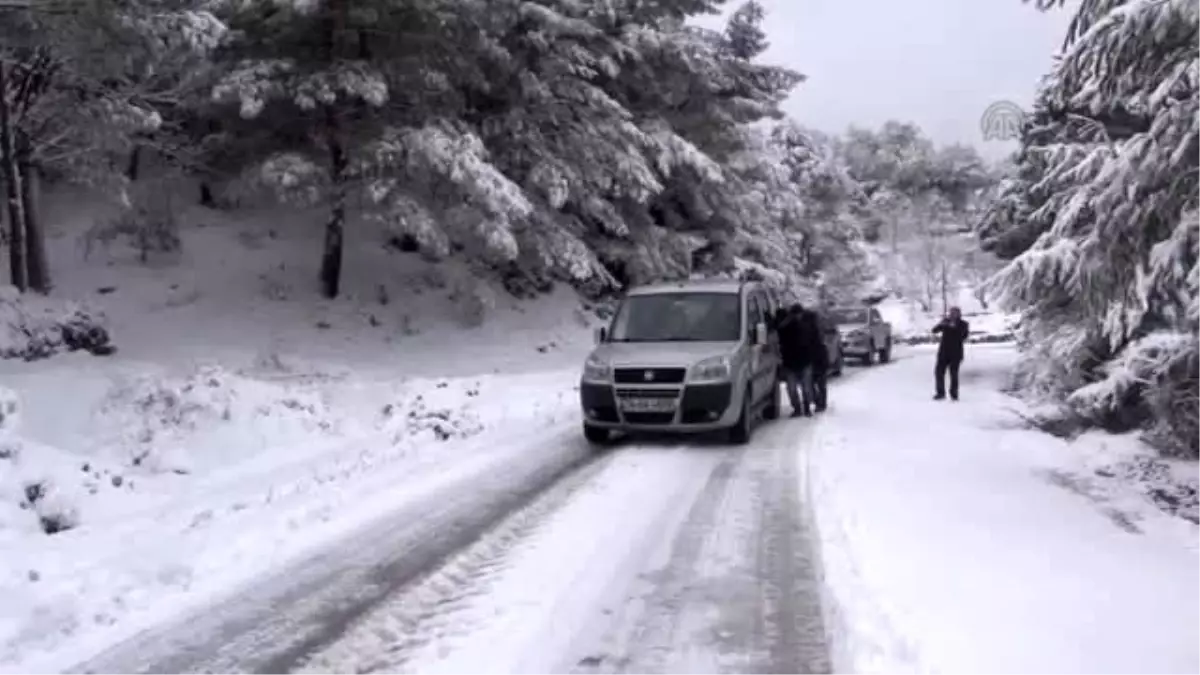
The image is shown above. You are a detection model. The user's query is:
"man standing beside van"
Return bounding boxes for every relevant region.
[803,309,831,412]
[932,306,970,401]
[775,305,813,416]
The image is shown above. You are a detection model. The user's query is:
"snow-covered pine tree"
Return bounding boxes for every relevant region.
[435,0,666,294]
[765,120,879,303]
[977,89,1065,259]
[990,0,1199,457]
[448,0,804,293]
[211,0,536,298]
[723,0,766,59]
[836,121,996,306]
[599,0,802,284]
[0,0,222,290]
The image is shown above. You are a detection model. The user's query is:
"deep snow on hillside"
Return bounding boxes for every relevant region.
[0,188,604,670]
[1,185,601,515]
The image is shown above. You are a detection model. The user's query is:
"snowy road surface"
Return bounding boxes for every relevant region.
[809,344,1199,674]
[70,394,835,674]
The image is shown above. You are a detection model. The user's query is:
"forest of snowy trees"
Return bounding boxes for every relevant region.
[0,0,1196,455]
[980,0,1198,458]
[0,0,994,305]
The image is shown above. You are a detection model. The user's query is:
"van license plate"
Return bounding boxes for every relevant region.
[621,397,675,412]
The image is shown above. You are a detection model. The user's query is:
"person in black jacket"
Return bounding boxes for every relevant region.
[774,305,810,416]
[931,306,970,401]
[801,309,831,412]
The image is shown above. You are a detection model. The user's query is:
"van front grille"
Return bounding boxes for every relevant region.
[613,367,687,384]
[614,387,681,399]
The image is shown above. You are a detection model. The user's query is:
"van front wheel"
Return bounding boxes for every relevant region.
[728,387,754,445]
[763,379,781,420]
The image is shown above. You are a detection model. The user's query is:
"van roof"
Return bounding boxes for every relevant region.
[625,278,749,297]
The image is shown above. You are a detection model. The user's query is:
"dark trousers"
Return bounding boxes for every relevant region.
[935,356,961,399]
[812,366,828,409]
[783,365,814,413]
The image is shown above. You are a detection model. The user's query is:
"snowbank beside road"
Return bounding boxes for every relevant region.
[806,344,1199,674]
[0,365,580,673]
[0,185,600,673]
[0,287,113,361]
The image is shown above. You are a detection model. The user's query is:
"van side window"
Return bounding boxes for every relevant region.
[747,292,764,335]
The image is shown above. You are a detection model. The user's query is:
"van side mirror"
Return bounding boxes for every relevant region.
[754,321,768,346]
[594,326,607,344]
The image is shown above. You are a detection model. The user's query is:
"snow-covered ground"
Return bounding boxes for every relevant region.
[808,344,1199,674]
[0,189,600,672]
[66,391,837,675]
[42,343,1196,675]
[2,187,1194,674]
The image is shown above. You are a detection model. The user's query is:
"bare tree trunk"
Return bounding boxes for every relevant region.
[939,259,949,315]
[0,59,27,292]
[19,151,49,293]
[126,145,141,181]
[199,180,215,207]
[317,0,347,299]
[319,111,346,299]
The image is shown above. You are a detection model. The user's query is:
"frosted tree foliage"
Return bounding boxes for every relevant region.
[197,0,828,297]
[834,121,996,310]
[981,0,1198,457]
[0,0,222,292]
[3,0,909,324]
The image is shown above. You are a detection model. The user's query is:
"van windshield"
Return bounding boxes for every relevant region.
[609,292,742,342]
[829,308,868,324]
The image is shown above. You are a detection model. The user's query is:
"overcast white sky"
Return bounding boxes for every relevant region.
[695,0,1076,159]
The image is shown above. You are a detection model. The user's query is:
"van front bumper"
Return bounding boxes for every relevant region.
[580,380,740,432]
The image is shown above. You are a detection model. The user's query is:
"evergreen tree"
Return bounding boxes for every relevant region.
[0,0,221,291]
[989,0,1199,457]
[724,0,767,59]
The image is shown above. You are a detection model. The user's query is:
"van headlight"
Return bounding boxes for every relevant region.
[689,355,732,383]
[582,355,612,383]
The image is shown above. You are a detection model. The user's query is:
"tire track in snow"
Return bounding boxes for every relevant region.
[290,451,619,674]
[293,445,725,674]
[69,427,595,675]
[571,421,831,674]
[757,420,830,672]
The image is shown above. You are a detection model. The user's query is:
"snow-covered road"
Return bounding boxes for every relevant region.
[67,425,593,674]
[298,419,829,675]
[69,392,837,674]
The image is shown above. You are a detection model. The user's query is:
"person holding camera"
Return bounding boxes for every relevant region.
[932,306,970,401]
